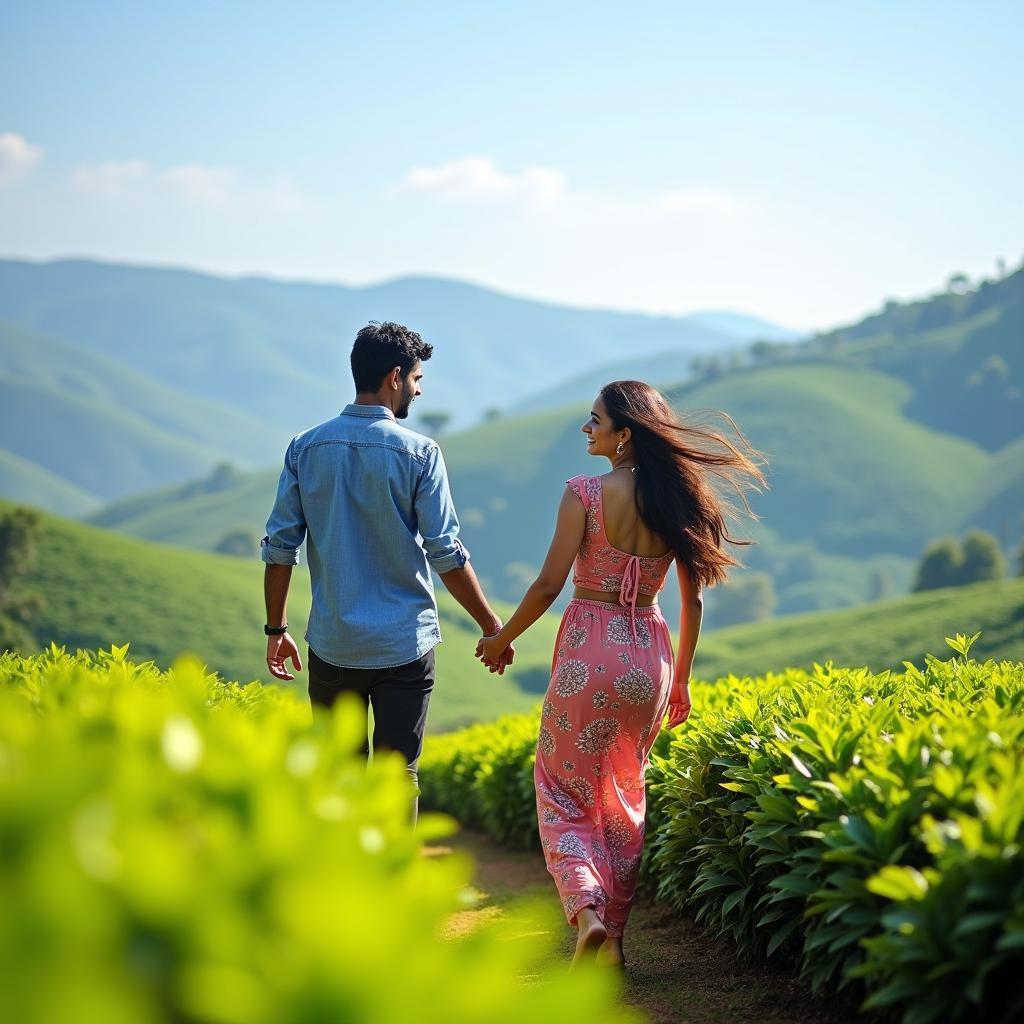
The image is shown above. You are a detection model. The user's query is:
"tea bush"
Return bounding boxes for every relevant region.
[0,646,636,1024]
[419,641,1024,1023]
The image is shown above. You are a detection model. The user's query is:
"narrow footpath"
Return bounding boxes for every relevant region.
[431,827,868,1024]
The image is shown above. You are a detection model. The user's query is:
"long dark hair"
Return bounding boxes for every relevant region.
[600,380,767,588]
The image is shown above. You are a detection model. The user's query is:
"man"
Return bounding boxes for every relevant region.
[260,321,511,816]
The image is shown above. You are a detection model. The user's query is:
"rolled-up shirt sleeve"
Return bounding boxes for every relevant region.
[261,439,306,565]
[415,444,469,574]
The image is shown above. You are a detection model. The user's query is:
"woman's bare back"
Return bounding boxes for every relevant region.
[598,470,671,559]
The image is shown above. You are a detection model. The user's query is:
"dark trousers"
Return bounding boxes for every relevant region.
[307,646,435,821]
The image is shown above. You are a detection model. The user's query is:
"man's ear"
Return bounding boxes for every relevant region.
[389,366,402,390]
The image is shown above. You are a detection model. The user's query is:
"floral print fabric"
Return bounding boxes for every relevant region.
[567,475,673,597]
[535,597,673,937]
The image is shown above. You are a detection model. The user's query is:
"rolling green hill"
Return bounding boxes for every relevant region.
[0,449,100,518]
[664,364,988,556]
[694,575,1024,680]
[802,266,1023,451]
[8,499,1021,737]
[0,319,289,507]
[85,359,1017,620]
[9,500,559,732]
[83,263,1023,623]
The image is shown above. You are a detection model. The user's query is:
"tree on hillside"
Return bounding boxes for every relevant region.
[749,340,779,365]
[912,530,1006,592]
[706,572,777,628]
[956,530,1006,585]
[0,506,43,653]
[946,272,970,295]
[417,411,452,438]
[912,538,961,592]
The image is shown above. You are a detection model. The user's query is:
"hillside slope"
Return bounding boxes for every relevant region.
[85,361,1014,617]
[695,576,1024,680]
[9,500,1020,731]
[0,449,100,518]
[0,320,289,506]
[9,501,559,732]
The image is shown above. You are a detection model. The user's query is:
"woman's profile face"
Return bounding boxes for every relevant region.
[581,395,619,458]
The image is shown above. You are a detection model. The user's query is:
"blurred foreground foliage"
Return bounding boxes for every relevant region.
[0,646,636,1024]
[420,637,1024,1023]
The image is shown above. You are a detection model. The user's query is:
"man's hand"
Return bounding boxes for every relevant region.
[267,632,302,681]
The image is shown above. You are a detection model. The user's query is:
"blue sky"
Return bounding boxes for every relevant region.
[1,1,1021,329]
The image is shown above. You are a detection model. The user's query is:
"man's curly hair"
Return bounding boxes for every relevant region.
[350,321,433,392]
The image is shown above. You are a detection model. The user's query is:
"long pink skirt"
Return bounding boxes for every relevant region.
[534,597,674,937]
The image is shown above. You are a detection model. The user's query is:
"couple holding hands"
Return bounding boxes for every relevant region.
[261,321,764,968]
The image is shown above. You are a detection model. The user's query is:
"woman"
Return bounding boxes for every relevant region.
[478,380,765,968]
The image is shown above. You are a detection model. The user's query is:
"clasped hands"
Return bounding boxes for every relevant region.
[476,626,515,675]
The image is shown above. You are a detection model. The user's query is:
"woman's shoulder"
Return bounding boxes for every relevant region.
[565,473,600,507]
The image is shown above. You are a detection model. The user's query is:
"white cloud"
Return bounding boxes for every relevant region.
[401,156,738,228]
[159,164,236,206]
[0,132,42,185]
[71,160,150,198]
[657,187,737,217]
[69,159,307,212]
[403,156,566,206]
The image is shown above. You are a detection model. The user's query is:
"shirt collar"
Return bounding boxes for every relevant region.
[341,403,396,421]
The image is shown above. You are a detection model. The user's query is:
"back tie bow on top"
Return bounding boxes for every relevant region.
[618,555,642,646]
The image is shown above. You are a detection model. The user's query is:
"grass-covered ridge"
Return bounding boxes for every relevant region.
[419,642,1024,1023]
[85,359,1018,620]
[13,498,1024,730]
[0,319,287,508]
[694,575,1024,679]
[0,647,633,1023]
[11,500,559,733]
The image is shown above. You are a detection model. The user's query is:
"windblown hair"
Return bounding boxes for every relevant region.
[600,380,767,588]
[350,321,433,392]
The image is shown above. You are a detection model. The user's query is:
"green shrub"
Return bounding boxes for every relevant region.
[0,646,635,1023]
[420,643,1024,1023]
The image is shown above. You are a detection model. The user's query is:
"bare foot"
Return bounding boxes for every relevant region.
[596,937,626,969]
[572,908,608,968]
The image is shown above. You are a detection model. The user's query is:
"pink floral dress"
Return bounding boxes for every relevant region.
[534,475,675,937]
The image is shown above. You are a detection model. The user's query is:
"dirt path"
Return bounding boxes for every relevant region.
[430,827,868,1024]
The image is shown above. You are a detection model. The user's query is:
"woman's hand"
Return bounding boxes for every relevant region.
[476,630,513,674]
[666,678,691,728]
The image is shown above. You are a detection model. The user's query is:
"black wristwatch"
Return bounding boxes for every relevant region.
[264,624,288,636]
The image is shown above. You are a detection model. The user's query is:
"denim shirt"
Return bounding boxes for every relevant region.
[261,404,469,669]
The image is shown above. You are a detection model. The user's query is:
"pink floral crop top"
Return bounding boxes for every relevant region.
[567,475,674,641]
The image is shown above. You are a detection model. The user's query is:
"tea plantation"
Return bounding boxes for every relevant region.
[0,647,635,1023]
[419,637,1024,1023]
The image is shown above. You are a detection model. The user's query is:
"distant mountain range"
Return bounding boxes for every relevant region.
[0,257,797,504]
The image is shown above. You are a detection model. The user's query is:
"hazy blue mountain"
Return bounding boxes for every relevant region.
[0,258,765,436]
[510,348,709,416]
[686,311,803,342]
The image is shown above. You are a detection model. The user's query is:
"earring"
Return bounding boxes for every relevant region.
[615,441,624,455]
